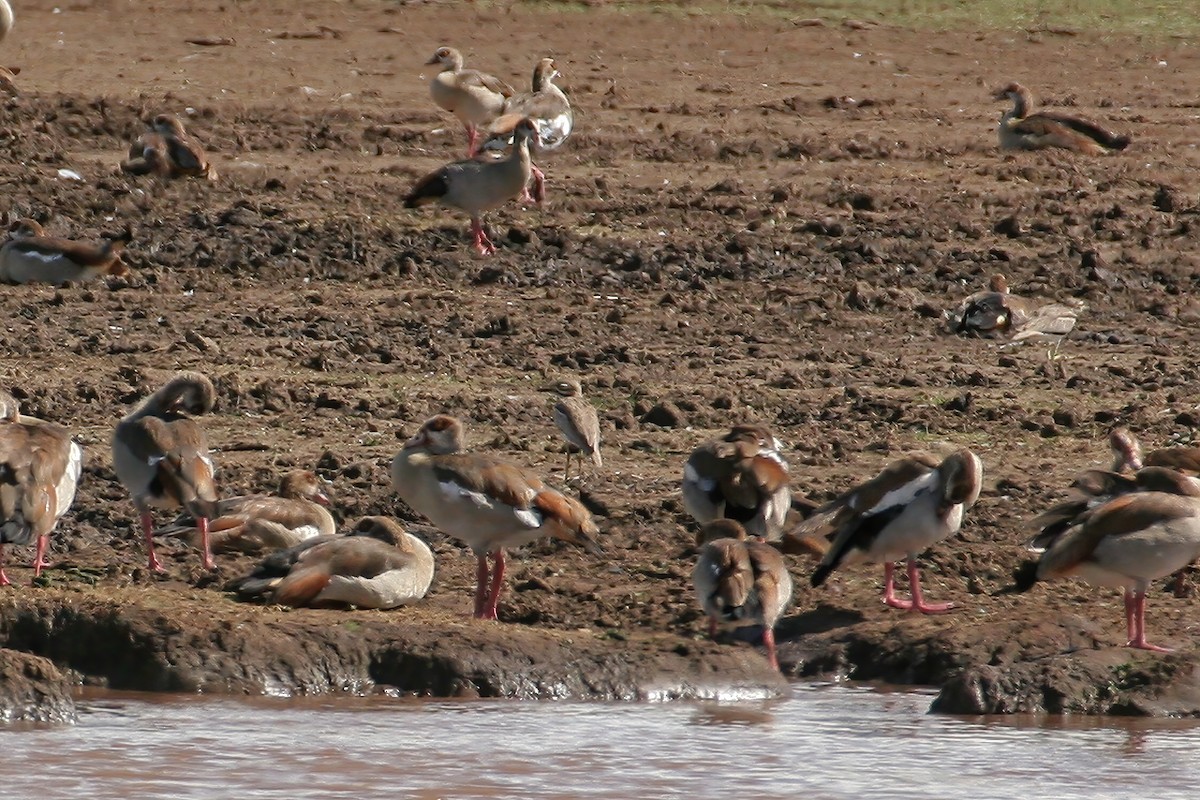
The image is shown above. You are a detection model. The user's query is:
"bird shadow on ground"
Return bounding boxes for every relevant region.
[774,604,866,640]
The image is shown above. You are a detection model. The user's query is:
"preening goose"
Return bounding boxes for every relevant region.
[0,389,83,585]
[807,449,983,613]
[1110,427,1200,475]
[121,114,217,180]
[682,424,791,542]
[390,414,600,620]
[951,273,1079,344]
[111,372,219,572]
[693,519,793,671]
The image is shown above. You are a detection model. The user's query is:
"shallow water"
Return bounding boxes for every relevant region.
[3,684,1198,800]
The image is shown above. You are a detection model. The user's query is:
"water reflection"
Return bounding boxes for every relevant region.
[1,684,1198,800]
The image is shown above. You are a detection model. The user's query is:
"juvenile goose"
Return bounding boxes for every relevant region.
[682,424,791,542]
[1022,492,1200,651]
[952,273,1078,344]
[404,117,539,255]
[426,46,515,157]
[156,469,333,554]
[0,219,131,285]
[0,389,83,585]
[807,449,983,613]
[230,516,434,609]
[1110,427,1200,475]
[484,57,573,203]
[994,82,1130,155]
[390,414,600,620]
[542,378,601,481]
[112,372,219,572]
[693,519,793,671]
[121,114,217,180]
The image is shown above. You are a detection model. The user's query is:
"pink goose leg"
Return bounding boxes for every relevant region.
[140,509,164,573]
[469,217,496,255]
[473,555,490,617]
[881,560,953,614]
[1127,589,1170,652]
[33,533,50,577]
[478,549,506,621]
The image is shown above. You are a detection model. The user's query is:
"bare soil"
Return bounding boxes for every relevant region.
[1,1,1199,714]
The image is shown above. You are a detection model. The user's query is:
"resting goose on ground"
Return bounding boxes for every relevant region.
[1022,491,1200,651]
[993,82,1130,155]
[404,117,538,255]
[111,372,219,572]
[426,46,514,157]
[390,414,600,620]
[121,114,217,181]
[951,273,1078,344]
[230,516,434,609]
[0,389,83,585]
[682,424,791,542]
[807,449,983,613]
[542,378,601,482]
[156,469,334,554]
[693,519,793,671]
[484,57,573,203]
[0,219,131,285]
[1110,427,1200,475]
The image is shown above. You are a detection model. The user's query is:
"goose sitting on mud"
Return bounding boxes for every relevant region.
[950,273,1079,345]
[993,82,1130,155]
[230,516,434,609]
[0,388,83,585]
[121,114,217,181]
[806,449,983,614]
[693,519,793,671]
[156,469,334,554]
[0,219,131,285]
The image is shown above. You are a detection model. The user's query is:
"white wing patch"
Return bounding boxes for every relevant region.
[514,508,542,529]
[20,249,66,265]
[439,481,496,509]
[684,463,716,492]
[864,470,937,516]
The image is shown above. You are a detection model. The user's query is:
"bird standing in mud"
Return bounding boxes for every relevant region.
[682,424,791,542]
[806,449,983,613]
[693,519,792,671]
[111,373,220,572]
[390,415,601,620]
[0,388,83,585]
[426,46,515,157]
[404,117,540,255]
[542,377,602,482]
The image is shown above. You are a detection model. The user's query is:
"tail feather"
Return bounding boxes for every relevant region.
[273,566,332,607]
[534,490,603,554]
[404,169,449,208]
[810,562,833,588]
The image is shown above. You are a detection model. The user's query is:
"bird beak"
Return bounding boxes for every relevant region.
[425,55,440,65]
[991,87,1009,100]
[404,430,429,449]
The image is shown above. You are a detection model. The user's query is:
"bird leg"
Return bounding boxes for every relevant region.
[0,545,9,586]
[198,516,214,570]
[140,509,165,573]
[881,561,909,609]
[470,216,496,255]
[762,627,780,672]
[1126,589,1170,652]
[531,164,546,205]
[478,549,506,621]
[1123,589,1137,642]
[473,554,490,618]
[33,533,50,577]
[882,560,953,613]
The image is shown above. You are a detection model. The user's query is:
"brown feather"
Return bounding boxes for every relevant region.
[273,566,333,607]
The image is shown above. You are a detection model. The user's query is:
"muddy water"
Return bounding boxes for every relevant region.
[2,685,1197,799]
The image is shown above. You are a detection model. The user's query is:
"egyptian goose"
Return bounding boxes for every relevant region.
[682,424,791,542]
[484,57,573,203]
[426,46,515,157]
[0,0,17,96]
[542,378,601,481]
[111,372,219,572]
[121,114,217,181]
[156,469,333,554]
[1110,427,1200,475]
[0,219,131,285]
[692,519,793,671]
[404,117,539,255]
[952,273,1078,344]
[1024,492,1200,651]
[0,389,83,585]
[390,414,600,620]
[994,82,1130,155]
[229,516,434,609]
[807,449,983,613]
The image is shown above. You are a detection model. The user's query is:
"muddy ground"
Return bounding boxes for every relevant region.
[1,0,1199,716]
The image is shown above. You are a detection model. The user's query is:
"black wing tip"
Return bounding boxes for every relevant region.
[1001,560,1040,594]
[810,564,831,588]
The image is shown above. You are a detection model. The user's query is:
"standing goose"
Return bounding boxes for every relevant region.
[156,469,334,554]
[682,424,791,542]
[484,57,573,203]
[542,378,601,482]
[230,516,434,609]
[807,449,983,613]
[112,372,219,572]
[1,219,131,285]
[426,46,515,157]
[993,82,1130,155]
[692,519,793,671]
[404,117,539,255]
[1023,492,1200,651]
[390,414,600,620]
[0,389,83,584]
[121,114,217,181]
